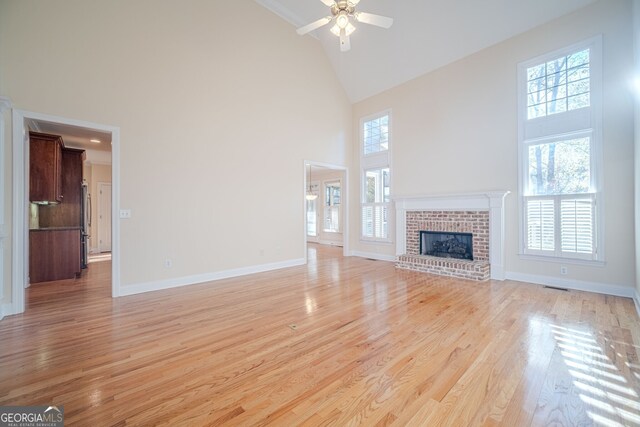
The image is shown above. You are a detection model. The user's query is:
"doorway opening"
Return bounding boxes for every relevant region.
[96,181,112,256]
[304,161,348,262]
[12,110,120,314]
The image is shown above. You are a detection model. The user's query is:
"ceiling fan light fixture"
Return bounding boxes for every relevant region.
[330,23,341,37]
[331,22,355,37]
[336,12,349,29]
[345,22,356,36]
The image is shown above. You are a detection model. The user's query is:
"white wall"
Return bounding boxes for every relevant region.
[634,0,640,302]
[0,102,10,310]
[0,0,351,299]
[351,0,636,290]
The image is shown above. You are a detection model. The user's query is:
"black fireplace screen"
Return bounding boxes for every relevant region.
[420,231,473,260]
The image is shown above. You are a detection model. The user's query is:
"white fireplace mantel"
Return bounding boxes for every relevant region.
[395,191,510,280]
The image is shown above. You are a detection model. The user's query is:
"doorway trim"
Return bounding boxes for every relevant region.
[11,109,121,314]
[303,160,349,263]
[305,178,320,244]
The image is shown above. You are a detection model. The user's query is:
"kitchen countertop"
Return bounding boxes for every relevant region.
[30,226,82,232]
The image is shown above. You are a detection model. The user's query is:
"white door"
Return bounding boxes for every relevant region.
[98,182,112,253]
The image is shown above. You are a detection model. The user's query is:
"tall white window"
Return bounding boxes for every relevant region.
[518,37,602,261]
[361,111,391,241]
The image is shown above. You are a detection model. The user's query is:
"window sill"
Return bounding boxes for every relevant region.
[518,253,605,267]
[360,238,393,245]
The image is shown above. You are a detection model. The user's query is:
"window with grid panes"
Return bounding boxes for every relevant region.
[361,112,391,241]
[518,38,602,261]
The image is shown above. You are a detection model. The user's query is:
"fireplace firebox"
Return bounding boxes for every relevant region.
[420,231,473,260]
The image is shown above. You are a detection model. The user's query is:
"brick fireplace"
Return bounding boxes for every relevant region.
[395,192,509,281]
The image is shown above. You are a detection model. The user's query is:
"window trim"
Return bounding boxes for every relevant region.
[517,36,604,263]
[360,110,393,244]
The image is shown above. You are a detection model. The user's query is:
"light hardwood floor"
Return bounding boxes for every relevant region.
[1,245,639,426]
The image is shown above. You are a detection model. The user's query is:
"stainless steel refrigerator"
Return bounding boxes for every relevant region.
[81,180,91,269]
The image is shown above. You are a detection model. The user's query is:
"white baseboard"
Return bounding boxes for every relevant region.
[0,302,14,321]
[119,258,306,297]
[505,272,635,299]
[634,289,640,319]
[316,240,343,247]
[350,251,396,262]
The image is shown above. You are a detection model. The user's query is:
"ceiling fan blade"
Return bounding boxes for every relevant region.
[296,16,332,35]
[339,29,351,52]
[354,12,393,29]
[350,0,361,4]
[320,0,335,6]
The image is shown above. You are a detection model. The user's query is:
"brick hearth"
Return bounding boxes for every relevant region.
[394,192,510,281]
[396,210,491,281]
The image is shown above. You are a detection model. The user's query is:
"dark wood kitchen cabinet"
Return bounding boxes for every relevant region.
[38,148,85,228]
[29,133,86,283]
[29,228,81,283]
[29,132,64,203]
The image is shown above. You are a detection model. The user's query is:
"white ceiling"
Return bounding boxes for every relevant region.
[28,119,113,153]
[256,0,597,102]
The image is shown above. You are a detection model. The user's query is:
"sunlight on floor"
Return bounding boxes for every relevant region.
[550,324,640,427]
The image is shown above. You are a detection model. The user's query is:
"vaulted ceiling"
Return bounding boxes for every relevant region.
[256,0,597,102]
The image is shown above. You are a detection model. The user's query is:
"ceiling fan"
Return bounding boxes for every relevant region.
[296,0,393,52]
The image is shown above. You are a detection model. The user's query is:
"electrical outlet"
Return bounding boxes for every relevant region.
[119,209,132,219]
[164,259,173,269]
[560,266,568,275]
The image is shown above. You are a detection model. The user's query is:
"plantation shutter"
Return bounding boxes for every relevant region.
[560,197,594,255]
[526,199,555,252]
[362,205,373,238]
[376,205,388,239]
[362,204,388,239]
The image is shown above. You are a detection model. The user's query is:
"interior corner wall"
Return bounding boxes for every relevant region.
[350,0,636,291]
[0,0,352,294]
